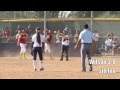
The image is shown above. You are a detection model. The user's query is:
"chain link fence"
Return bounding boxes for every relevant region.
[0,11,120,56]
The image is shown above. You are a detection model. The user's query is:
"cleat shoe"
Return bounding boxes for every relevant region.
[60,59,63,61]
[66,59,69,61]
[81,70,86,72]
[34,69,37,71]
[40,67,44,71]
[89,67,93,71]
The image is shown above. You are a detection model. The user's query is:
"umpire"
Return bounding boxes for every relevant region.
[75,24,94,72]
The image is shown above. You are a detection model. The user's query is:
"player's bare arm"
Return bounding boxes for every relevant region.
[74,39,81,49]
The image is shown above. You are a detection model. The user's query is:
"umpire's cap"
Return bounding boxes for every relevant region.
[84,24,89,29]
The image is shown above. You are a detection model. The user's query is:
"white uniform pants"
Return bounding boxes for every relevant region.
[20,43,27,53]
[45,43,51,53]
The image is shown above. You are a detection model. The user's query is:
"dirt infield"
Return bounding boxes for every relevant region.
[0,56,120,79]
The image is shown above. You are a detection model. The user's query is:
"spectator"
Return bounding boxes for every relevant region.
[25,24,34,36]
[93,30,100,54]
[105,37,113,53]
[55,30,62,53]
[15,30,21,43]
[63,25,72,35]
[56,30,62,43]
[107,31,114,39]
[15,25,23,34]
[73,30,80,43]
[111,36,119,55]
[0,31,3,37]
[17,25,23,31]
[3,27,10,38]
[0,31,3,43]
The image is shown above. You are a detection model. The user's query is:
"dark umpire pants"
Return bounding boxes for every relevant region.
[61,45,69,60]
[32,47,43,61]
[81,43,92,71]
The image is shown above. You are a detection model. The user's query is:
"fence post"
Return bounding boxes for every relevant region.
[91,11,93,31]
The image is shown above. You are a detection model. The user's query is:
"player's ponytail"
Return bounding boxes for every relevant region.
[36,27,41,45]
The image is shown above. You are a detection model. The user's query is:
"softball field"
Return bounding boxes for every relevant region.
[0,55,120,79]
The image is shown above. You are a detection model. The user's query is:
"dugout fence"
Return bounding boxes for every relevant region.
[0,17,120,56]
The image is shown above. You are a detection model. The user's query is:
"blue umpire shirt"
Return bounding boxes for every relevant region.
[79,29,94,44]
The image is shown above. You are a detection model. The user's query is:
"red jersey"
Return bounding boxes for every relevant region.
[46,35,52,44]
[19,33,27,44]
[3,29,10,36]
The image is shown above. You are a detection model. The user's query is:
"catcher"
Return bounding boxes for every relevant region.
[60,34,70,61]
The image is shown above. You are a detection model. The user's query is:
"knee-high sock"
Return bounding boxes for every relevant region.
[39,60,43,68]
[33,60,36,69]
[66,52,68,60]
[23,52,26,59]
[20,52,23,58]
